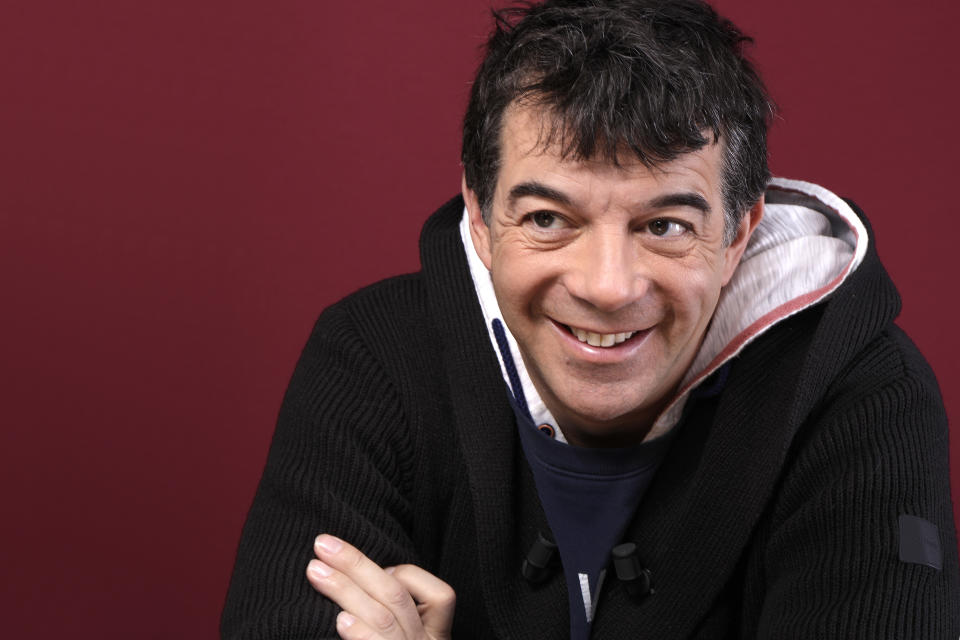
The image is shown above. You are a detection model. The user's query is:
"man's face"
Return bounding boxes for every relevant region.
[465,105,761,447]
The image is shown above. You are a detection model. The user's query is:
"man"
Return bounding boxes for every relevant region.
[222,1,959,638]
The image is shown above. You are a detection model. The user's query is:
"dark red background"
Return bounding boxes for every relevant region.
[1,1,957,636]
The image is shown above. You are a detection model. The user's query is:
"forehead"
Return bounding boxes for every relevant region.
[496,104,724,197]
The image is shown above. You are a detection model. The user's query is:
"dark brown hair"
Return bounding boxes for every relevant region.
[461,0,774,242]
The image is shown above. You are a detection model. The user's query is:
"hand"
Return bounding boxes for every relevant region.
[306,534,455,639]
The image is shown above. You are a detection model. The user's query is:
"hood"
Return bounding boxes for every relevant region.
[460,177,869,443]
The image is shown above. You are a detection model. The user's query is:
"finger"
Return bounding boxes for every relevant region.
[307,559,406,639]
[387,565,455,638]
[335,610,381,640]
[311,535,422,638]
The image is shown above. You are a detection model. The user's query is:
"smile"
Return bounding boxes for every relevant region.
[565,325,637,348]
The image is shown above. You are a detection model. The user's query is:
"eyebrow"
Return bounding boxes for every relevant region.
[646,192,712,216]
[507,181,712,216]
[507,181,574,208]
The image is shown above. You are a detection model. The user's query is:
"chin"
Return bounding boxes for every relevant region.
[562,397,649,434]
[563,420,648,448]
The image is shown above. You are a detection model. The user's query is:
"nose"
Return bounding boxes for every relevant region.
[564,228,645,313]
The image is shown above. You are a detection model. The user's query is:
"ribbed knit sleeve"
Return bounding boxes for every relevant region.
[221,302,417,639]
[746,328,960,638]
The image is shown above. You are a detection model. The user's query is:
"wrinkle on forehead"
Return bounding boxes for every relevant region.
[504,101,719,176]
[500,106,724,214]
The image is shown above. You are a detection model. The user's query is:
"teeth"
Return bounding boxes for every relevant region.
[568,326,636,348]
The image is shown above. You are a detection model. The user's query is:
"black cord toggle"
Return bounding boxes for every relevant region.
[521,532,559,584]
[612,542,654,599]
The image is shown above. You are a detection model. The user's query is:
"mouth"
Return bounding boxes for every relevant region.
[564,324,642,348]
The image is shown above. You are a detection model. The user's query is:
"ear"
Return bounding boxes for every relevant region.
[720,197,764,286]
[462,173,493,270]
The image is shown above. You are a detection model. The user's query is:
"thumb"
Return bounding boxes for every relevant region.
[387,564,456,639]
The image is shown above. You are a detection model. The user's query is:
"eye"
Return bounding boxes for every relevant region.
[529,210,564,229]
[647,219,688,237]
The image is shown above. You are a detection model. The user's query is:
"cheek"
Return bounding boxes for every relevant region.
[658,267,724,326]
[491,246,561,304]
[489,258,537,324]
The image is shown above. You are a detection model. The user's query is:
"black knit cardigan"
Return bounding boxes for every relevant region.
[222,195,959,639]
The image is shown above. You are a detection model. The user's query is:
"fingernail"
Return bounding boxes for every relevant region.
[338,612,356,628]
[384,566,396,575]
[308,560,333,578]
[315,534,343,554]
